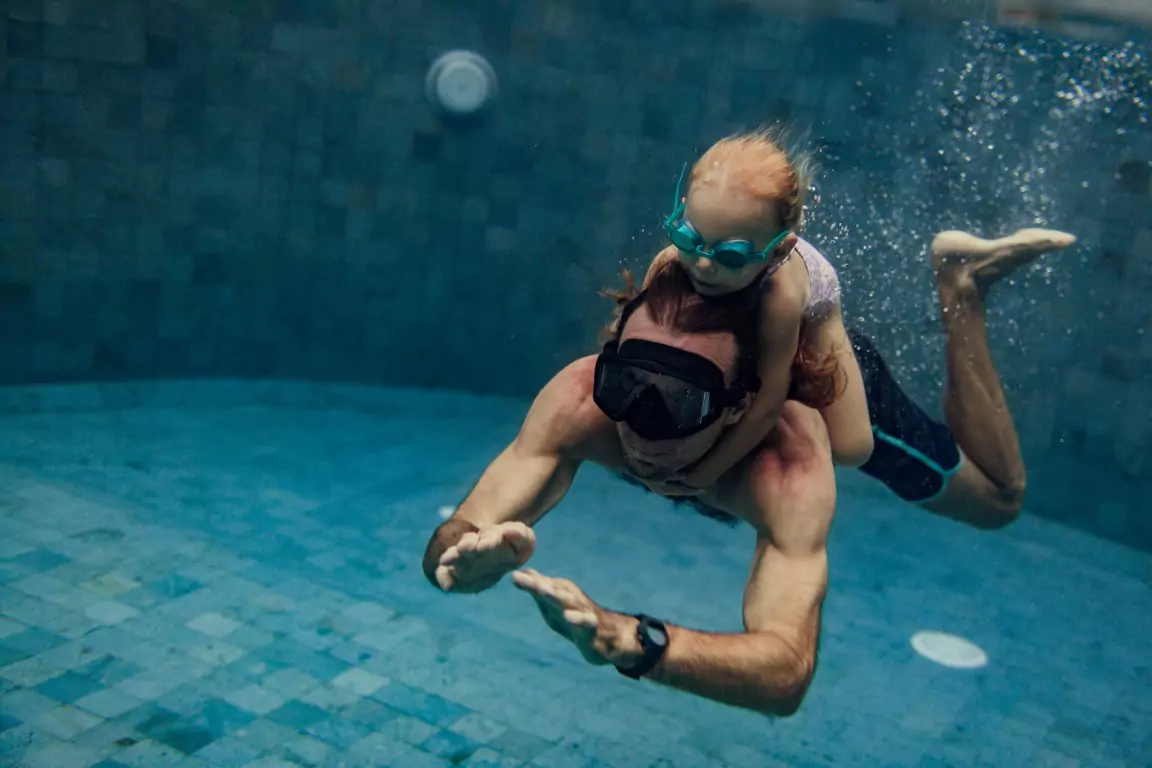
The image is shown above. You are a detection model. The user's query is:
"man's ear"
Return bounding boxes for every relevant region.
[724,393,753,425]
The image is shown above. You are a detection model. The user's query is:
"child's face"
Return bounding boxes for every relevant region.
[676,183,790,296]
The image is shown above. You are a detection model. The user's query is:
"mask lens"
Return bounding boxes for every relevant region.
[598,362,719,440]
[594,358,644,420]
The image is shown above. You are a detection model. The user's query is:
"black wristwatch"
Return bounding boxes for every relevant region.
[616,614,669,680]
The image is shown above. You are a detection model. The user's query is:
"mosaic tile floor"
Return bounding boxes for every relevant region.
[0,382,1149,768]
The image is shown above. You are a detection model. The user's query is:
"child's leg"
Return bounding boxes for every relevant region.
[923,228,1076,521]
[812,315,873,467]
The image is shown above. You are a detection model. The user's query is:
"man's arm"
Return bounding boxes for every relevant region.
[637,403,835,715]
[422,360,599,591]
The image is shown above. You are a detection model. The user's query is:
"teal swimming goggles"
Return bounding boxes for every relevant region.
[661,162,792,270]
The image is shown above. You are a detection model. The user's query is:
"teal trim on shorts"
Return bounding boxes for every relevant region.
[872,425,962,503]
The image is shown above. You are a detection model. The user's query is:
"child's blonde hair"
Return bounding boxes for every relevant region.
[688,126,815,232]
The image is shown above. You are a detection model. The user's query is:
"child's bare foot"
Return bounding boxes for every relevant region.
[932,229,1077,292]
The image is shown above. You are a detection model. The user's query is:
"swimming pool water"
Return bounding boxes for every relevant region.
[0,382,1148,767]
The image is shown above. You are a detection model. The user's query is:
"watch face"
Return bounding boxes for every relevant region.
[641,617,669,648]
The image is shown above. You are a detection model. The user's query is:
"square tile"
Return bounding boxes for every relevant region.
[422,728,481,762]
[154,684,214,717]
[138,709,219,755]
[375,713,438,745]
[38,612,104,641]
[224,684,284,716]
[340,601,395,627]
[187,613,242,638]
[279,734,332,765]
[115,737,187,766]
[304,714,372,748]
[487,728,554,761]
[75,688,145,718]
[150,575,203,599]
[17,737,106,768]
[192,734,263,767]
[11,572,69,599]
[1,654,67,686]
[462,747,525,767]
[186,697,256,736]
[217,625,275,651]
[81,573,142,597]
[266,700,329,730]
[0,644,31,667]
[372,682,468,726]
[340,697,399,728]
[0,722,36,763]
[11,549,70,572]
[36,639,103,670]
[0,592,66,626]
[0,688,60,720]
[36,670,105,703]
[229,717,296,751]
[233,759,296,768]
[77,655,143,686]
[262,668,319,699]
[450,711,508,744]
[347,734,444,767]
[86,600,141,626]
[330,667,387,696]
[0,616,28,638]
[300,683,360,712]
[188,640,246,667]
[32,704,103,739]
[116,670,185,701]
[69,713,142,753]
[115,641,175,669]
[80,628,140,657]
[255,640,349,681]
[46,586,106,614]
[3,627,68,654]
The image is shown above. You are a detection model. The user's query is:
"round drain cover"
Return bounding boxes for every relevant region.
[426,51,497,116]
[910,631,988,669]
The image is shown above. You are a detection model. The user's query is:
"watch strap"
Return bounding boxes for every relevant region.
[616,614,668,680]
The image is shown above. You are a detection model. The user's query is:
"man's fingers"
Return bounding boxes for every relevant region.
[563,609,597,629]
[501,524,535,559]
[435,565,456,591]
[513,572,564,607]
[475,527,504,552]
[439,546,461,566]
[456,532,480,553]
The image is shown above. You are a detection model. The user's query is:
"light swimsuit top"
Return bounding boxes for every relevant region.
[760,236,841,320]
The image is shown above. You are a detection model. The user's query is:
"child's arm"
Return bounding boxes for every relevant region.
[809,312,873,467]
[681,287,806,489]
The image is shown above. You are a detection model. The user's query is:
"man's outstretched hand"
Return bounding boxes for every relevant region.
[512,569,642,669]
[436,522,535,593]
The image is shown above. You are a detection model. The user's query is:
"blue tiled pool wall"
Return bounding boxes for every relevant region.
[1,1,1149,547]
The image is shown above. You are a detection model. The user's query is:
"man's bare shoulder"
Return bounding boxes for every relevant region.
[707,403,835,548]
[524,356,619,463]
